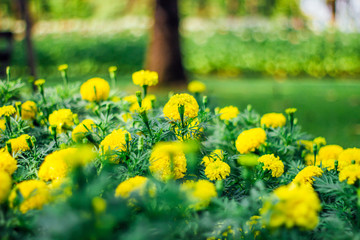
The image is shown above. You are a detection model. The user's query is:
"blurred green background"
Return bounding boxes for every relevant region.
[1,0,360,146]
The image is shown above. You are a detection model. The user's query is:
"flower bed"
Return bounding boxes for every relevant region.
[0,67,359,239]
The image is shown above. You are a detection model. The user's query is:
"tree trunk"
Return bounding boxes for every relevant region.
[327,0,336,25]
[146,0,186,85]
[18,0,37,81]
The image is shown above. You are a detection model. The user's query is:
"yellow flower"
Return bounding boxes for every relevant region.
[188,81,206,93]
[258,154,284,178]
[202,149,224,167]
[237,154,259,167]
[339,164,360,185]
[174,118,202,141]
[58,64,68,71]
[205,160,230,181]
[130,95,156,112]
[100,129,131,160]
[261,183,321,230]
[260,113,286,128]
[48,109,75,133]
[34,79,46,86]
[338,148,360,171]
[0,105,16,117]
[92,197,107,214]
[0,151,17,175]
[149,142,187,181]
[21,101,37,120]
[318,145,343,161]
[0,119,5,132]
[299,140,314,152]
[132,70,158,87]
[108,66,117,72]
[285,108,297,115]
[7,134,32,154]
[163,93,199,121]
[313,137,326,147]
[9,180,50,213]
[115,176,148,198]
[181,180,217,210]
[0,171,11,203]
[219,106,239,121]
[72,119,95,142]
[80,78,110,102]
[292,166,323,187]
[235,128,266,154]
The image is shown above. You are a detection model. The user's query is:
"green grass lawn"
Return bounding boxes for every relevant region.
[40,75,360,148]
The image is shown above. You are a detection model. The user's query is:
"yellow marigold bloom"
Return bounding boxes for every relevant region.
[21,101,37,120]
[299,140,314,152]
[258,154,284,178]
[235,128,266,154]
[261,183,321,230]
[38,149,72,181]
[48,109,75,133]
[72,119,95,142]
[130,95,156,112]
[163,93,199,121]
[0,151,17,175]
[92,197,107,214]
[108,66,117,72]
[292,166,323,187]
[304,153,316,166]
[205,160,230,181]
[181,180,217,210]
[0,171,11,203]
[318,145,343,161]
[80,78,110,102]
[174,118,202,141]
[0,105,16,117]
[219,105,239,121]
[34,79,45,86]
[0,119,5,132]
[100,129,131,154]
[313,137,326,147]
[260,113,286,128]
[7,134,32,154]
[202,149,224,167]
[9,180,50,213]
[188,81,206,93]
[149,142,187,181]
[58,64,68,71]
[132,70,158,87]
[115,176,148,198]
[285,108,297,115]
[237,154,259,167]
[339,164,360,185]
[338,148,360,171]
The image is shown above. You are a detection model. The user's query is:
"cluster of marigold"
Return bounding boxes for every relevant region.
[1,66,360,233]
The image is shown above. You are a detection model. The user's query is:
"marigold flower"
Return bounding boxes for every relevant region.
[338,148,360,171]
[163,93,199,121]
[339,164,360,185]
[48,109,75,133]
[58,64,68,71]
[260,113,286,128]
[108,66,117,72]
[131,95,156,112]
[72,119,95,142]
[174,118,202,141]
[115,176,149,198]
[0,151,17,175]
[202,149,224,167]
[235,128,266,154]
[313,137,326,147]
[149,142,187,181]
[258,154,284,178]
[181,180,217,210]
[188,81,206,93]
[132,70,158,87]
[9,179,50,213]
[318,145,343,161]
[38,149,74,181]
[285,108,297,115]
[34,79,46,86]
[261,183,321,230]
[219,106,239,121]
[21,101,37,120]
[100,129,131,158]
[80,78,110,102]
[0,105,16,117]
[0,171,11,203]
[292,166,323,187]
[205,160,230,181]
[7,134,32,154]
